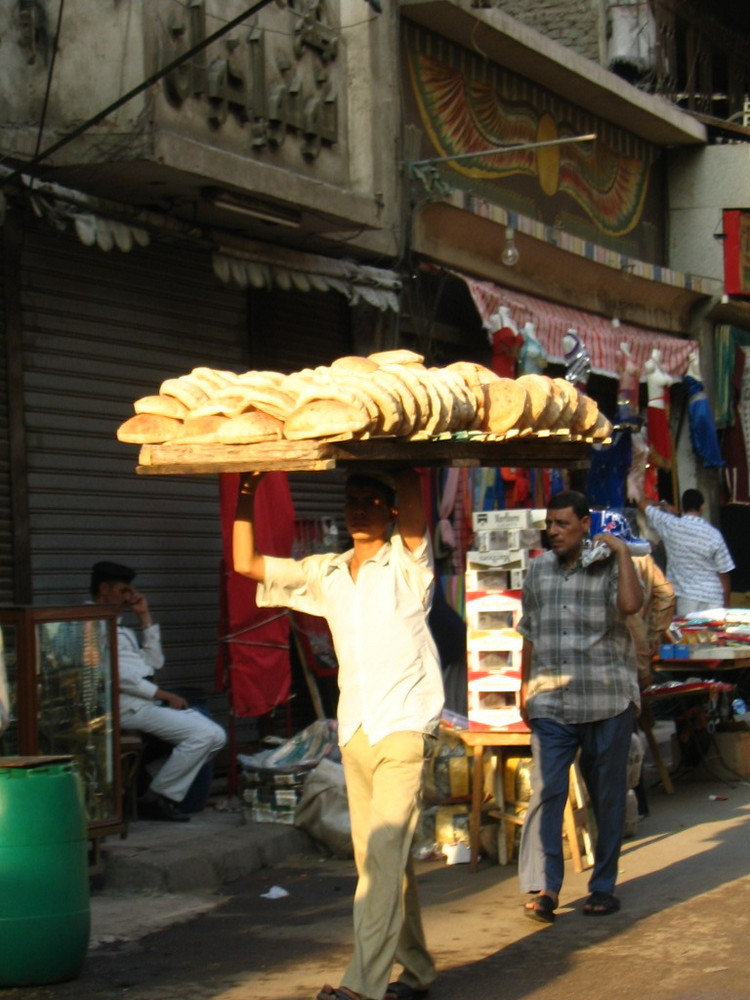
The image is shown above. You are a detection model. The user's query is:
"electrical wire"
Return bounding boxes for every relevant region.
[33,0,65,161]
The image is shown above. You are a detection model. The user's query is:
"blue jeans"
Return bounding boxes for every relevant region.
[519,705,634,898]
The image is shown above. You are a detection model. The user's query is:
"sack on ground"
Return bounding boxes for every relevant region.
[294,758,352,858]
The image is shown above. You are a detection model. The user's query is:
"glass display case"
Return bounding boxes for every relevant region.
[0,605,122,834]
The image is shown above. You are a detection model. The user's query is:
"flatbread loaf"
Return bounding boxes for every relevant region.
[330,355,379,375]
[515,374,553,428]
[551,377,578,429]
[367,349,425,367]
[176,414,229,443]
[570,390,600,434]
[116,413,184,444]
[381,365,430,429]
[215,411,284,443]
[133,395,189,420]
[370,370,408,435]
[159,376,210,410]
[445,362,498,427]
[535,376,563,430]
[284,399,371,440]
[482,378,529,435]
[372,368,418,436]
[590,411,614,440]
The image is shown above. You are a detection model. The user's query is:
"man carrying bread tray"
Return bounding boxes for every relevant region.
[233,469,444,1000]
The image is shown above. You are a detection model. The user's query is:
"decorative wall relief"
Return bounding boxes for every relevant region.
[163,0,339,161]
[405,25,656,240]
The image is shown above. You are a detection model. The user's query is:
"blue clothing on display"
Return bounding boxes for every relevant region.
[684,375,724,468]
[585,429,632,509]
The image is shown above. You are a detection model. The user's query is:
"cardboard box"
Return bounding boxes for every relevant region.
[714,729,750,778]
[467,631,523,652]
[468,648,521,672]
[467,703,524,728]
[466,549,529,570]
[474,528,521,553]
[466,569,526,591]
[465,569,510,592]
[473,509,529,531]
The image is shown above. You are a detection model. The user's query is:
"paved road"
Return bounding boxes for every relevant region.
[4,778,750,1000]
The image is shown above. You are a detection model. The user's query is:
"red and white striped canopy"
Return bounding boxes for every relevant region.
[463,276,695,379]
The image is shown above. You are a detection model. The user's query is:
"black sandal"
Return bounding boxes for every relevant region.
[524,893,556,924]
[316,986,363,1000]
[385,983,430,1000]
[582,892,620,916]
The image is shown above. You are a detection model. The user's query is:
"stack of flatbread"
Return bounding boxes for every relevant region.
[116,350,612,446]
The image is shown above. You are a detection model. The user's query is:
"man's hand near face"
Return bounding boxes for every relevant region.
[126,589,153,627]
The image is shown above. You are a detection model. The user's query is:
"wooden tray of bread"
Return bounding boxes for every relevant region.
[118,351,612,476]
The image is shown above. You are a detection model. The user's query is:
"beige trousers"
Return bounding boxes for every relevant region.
[340,727,436,1000]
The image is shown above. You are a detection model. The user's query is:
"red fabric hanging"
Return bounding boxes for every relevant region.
[216,472,296,717]
[490,326,523,379]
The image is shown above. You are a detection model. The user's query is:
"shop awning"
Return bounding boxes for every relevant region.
[15,173,402,313]
[460,274,695,379]
[213,245,401,312]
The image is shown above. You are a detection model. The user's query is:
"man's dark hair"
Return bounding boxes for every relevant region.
[345,473,396,509]
[548,490,590,520]
[681,488,704,512]
[90,560,136,597]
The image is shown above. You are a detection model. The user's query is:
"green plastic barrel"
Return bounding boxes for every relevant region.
[0,758,90,986]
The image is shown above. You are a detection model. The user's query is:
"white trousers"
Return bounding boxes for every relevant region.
[121,703,226,804]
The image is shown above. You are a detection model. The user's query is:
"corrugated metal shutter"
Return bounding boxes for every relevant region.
[0,247,12,602]
[18,225,248,720]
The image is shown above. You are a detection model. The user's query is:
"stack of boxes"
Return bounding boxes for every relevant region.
[240,768,309,824]
[465,508,546,730]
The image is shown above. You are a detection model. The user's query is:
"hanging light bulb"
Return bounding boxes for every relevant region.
[501,226,519,267]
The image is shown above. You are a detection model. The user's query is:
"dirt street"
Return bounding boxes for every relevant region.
[3,779,749,1000]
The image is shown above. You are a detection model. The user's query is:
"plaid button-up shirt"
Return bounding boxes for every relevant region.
[518,548,639,724]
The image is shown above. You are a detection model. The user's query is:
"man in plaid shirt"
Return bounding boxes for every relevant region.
[518,491,642,923]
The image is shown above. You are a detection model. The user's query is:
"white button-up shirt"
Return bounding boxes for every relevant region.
[257,533,444,745]
[117,622,164,711]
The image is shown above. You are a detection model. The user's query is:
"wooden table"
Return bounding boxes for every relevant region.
[640,679,736,793]
[654,653,750,673]
[455,727,532,871]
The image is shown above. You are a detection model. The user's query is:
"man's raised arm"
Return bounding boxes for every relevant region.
[394,469,426,553]
[232,473,267,582]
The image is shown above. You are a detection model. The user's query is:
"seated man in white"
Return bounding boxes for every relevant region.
[91,561,226,822]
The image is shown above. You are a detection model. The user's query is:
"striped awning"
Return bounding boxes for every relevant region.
[462,275,695,379]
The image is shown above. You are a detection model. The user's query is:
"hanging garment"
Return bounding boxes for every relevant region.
[683,374,724,467]
[646,401,672,467]
[563,331,592,391]
[585,428,632,509]
[490,326,524,378]
[616,351,640,424]
[519,326,547,375]
[722,346,750,502]
[626,430,649,505]
[217,472,296,717]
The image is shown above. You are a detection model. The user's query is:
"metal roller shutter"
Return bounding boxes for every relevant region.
[0,244,12,602]
[18,224,248,719]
